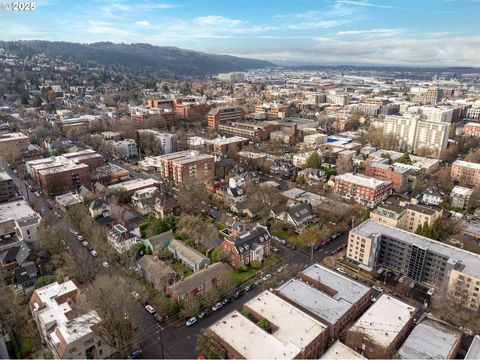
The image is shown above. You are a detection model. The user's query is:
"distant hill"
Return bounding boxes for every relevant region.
[0,40,275,76]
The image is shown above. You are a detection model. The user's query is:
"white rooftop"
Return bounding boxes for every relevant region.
[210,310,300,359]
[108,178,159,192]
[0,199,40,224]
[397,317,462,359]
[465,335,480,359]
[245,290,327,351]
[205,136,249,145]
[451,185,474,197]
[321,341,366,360]
[32,281,101,344]
[453,159,480,170]
[335,172,391,189]
[349,294,416,349]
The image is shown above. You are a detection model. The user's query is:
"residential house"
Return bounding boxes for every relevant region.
[30,280,114,359]
[0,240,36,269]
[450,186,473,210]
[218,224,271,269]
[137,255,176,292]
[14,261,38,295]
[154,196,180,219]
[107,224,139,253]
[226,186,246,204]
[297,168,327,185]
[88,198,110,218]
[143,230,175,253]
[168,239,210,272]
[273,202,316,231]
[131,187,159,215]
[166,262,230,302]
[421,187,445,206]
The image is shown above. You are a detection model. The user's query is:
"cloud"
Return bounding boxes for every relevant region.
[335,0,396,9]
[193,16,243,28]
[336,28,402,35]
[135,20,150,27]
[288,19,351,30]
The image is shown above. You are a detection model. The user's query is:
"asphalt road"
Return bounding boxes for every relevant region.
[138,233,349,359]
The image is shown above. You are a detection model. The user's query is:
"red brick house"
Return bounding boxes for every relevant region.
[218,225,271,269]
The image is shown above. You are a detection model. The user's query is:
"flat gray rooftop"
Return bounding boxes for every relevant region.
[397,318,462,359]
[352,219,480,278]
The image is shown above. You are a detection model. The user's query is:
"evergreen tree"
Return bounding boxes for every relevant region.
[305,152,322,169]
[430,217,444,240]
[397,151,412,165]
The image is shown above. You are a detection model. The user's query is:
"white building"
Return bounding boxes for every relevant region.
[30,280,114,359]
[0,199,41,243]
[107,224,139,253]
[467,104,480,120]
[450,185,473,210]
[304,133,328,146]
[137,129,178,154]
[408,106,453,123]
[321,341,366,360]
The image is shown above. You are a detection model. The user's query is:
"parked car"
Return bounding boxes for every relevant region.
[76,235,83,241]
[131,291,140,300]
[244,284,254,292]
[313,243,321,251]
[336,267,346,274]
[212,302,223,311]
[90,250,98,257]
[145,305,155,314]
[154,313,163,322]
[127,349,142,360]
[233,290,244,299]
[286,243,296,250]
[102,262,109,268]
[262,274,272,281]
[372,285,384,293]
[221,297,232,305]
[198,310,209,319]
[186,317,197,327]
[82,241,89,247]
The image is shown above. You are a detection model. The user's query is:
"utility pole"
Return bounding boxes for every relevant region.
[311,242,314,262]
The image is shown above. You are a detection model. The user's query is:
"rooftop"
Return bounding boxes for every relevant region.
[352,219,480,278]
[335,172,392,189]
[205,136,249,145]
[397,317,462,359]
[168,262,228,296]
[465,335,480,359]
[321,341,366,360]
[168,239,208,265]
[349,294,416,349]
[210,310,300,359]
[0,200,40,225]
[0,132,28,142]
[245,290,328,351]
[452,159,480,170]
[108,178,159,192]
[451,185,474,197]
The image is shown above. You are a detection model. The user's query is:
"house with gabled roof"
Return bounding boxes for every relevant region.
[218,224,271,269]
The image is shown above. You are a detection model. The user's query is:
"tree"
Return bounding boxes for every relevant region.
[86,274,138,358]
[196,330,223,359]
[336,156,353,175]
[258,318,271,332]
[298,224,330,247]
[305,152,322,169]
[176,181,210,214]
[177,215,218,251]
[244,184,286,220]
[397,151,412,165]
[440,144,460,163]
[449,122,457,139]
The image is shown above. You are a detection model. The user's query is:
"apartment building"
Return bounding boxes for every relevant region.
[171,153,215,184]
[218,121,278,141]
[463,122,480,136]
[207,107,245,130]
[0,132,29,154]
[0,171,16,202]
[209,291,329,359]
[204,136,249,156]
[412,86,443,105]
[383,114,450,154]
[275,264,371,341]
[365,162,409,192]
[345,294,417,358]
[137,129,178,154]
[466,105,480,120]
[108,178,160,195]
[450,185,473,210]
[334,173,393,208]
[347,219,480,310]
[451,160,480,187]
[173,98,213,121]
[58,115,100,132]
[108,139,138,160]
[30,280,114,359]
[255,103,289,119]
[129,106,175,126]
[218,225,271,270]
[0,199,41,244]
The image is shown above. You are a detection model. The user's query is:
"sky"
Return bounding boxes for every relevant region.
[1,0,480,66]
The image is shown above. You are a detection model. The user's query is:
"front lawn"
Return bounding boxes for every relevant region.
[171,261,193,278]
[276,230,299,245]
[232,268,258,283]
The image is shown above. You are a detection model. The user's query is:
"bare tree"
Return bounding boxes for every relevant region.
[336,156,353,175]
[177,214,218,251]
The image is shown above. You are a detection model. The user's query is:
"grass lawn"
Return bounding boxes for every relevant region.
[171,261,193,278]
[232,268,258,283]
[264,254,281,269]
[276,230,300,244]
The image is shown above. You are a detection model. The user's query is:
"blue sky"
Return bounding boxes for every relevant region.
[1,0,480,66]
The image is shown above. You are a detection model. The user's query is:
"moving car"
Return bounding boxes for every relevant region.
[212,302,223,311]
[145,305,155,314]
[186,317,197,327]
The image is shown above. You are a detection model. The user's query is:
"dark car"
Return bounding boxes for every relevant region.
[244,284,254,292]
[221,297,232,305]
[198,310,209,319]
[286,243,296,250]
[312,243,321,251]
[127,349,142,360]
[233,290,244,299]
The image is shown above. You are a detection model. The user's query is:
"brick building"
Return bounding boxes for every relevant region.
[204,136,249,156]
[207,106,245,130]
[0,172,16,203]
[173,98,213,121]
[463,122,480,137]
[365,162,410,192]
[218,121,278,141]
[334,173,393,208]
[218,225,271,269]
[0,132,29,154]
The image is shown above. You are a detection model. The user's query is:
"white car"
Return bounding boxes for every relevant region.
[76,235,83,241]
[132,291,140,300]
[186,317,197,327]
[372,285,384,293]
[82,241,89,247]
[336,267,346,274]
[102,262,109,268]
[211,302,223,311]
[262,274,272,281]
[90,250,98,257]
[145,305,155,314]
